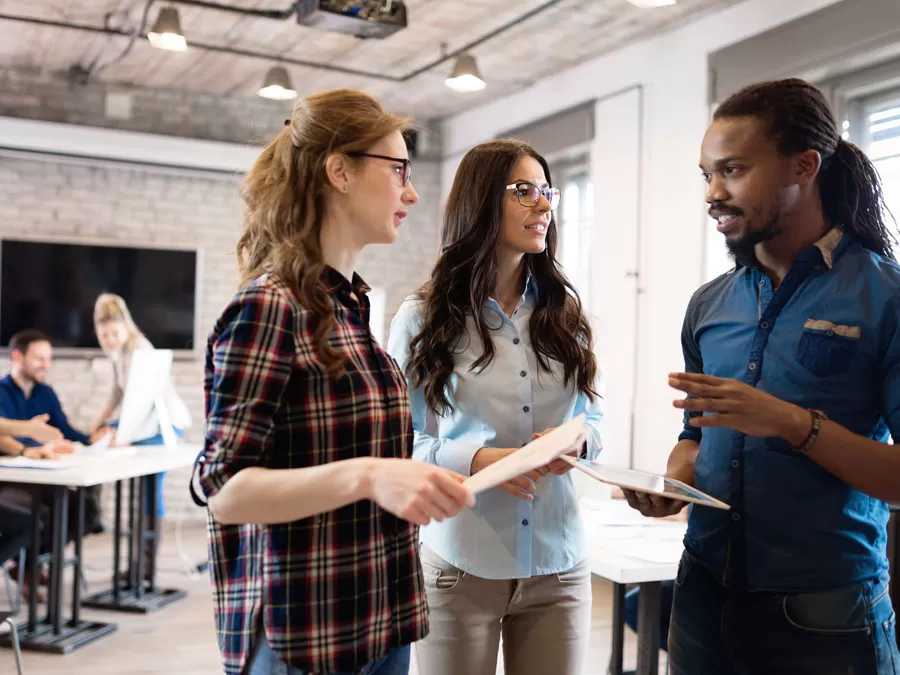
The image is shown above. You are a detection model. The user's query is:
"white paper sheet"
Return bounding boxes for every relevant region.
[0,456,77,470]
[463,414,586,494]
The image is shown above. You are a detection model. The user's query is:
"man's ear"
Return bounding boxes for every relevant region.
[324,153,352,194]
[794,149,822,186]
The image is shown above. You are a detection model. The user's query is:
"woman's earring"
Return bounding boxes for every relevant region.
[342,185,348,193]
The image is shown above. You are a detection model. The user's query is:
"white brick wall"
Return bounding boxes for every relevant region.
[0,154,441,523]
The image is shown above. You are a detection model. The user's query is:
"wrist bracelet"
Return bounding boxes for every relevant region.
[795,409,827,454]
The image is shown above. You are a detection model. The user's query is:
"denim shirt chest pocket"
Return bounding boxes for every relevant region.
[795,318,862,377]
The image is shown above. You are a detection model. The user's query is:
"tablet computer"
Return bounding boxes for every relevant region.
[562,456,731,510]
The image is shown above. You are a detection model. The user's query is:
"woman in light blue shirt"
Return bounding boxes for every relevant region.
[387,138,603,675]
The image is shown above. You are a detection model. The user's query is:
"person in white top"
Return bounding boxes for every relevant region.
[90,293,192,569]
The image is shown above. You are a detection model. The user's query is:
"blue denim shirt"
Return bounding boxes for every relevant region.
[0,374,90,445]
[387,277,604,579]
[680,229,900,591]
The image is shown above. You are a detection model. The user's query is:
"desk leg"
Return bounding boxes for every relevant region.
[47,486,67,634]
[82,473,186,614]
[1,486,116,654]
[70,488,85,625]
[636,581,661,675]
[112,480,122,604]
[26,486,40,634]
[609,582,626,675]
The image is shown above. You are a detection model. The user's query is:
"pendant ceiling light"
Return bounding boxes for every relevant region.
[148,6,188,52]
[258,66,297,100]
[445,53,486,93]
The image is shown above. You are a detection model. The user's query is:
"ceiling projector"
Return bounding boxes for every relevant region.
[296,1,408,39]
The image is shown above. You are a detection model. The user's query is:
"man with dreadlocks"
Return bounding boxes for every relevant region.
[624,78,900,674]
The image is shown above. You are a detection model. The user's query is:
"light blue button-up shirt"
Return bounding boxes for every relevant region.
[387,277,604,579]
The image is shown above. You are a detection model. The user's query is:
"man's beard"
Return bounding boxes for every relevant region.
[726,211,783,267]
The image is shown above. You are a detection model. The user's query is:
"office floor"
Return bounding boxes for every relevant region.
[11,522,667,675]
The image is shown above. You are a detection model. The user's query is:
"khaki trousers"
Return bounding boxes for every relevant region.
[414,545,593,675]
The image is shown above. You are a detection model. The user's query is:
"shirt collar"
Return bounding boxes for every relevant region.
[322,266,370,296]
[523,271,538,303]
[812,227,843,269]
[731,227,848,273]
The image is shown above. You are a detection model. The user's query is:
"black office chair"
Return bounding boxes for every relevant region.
[1,548,25,675]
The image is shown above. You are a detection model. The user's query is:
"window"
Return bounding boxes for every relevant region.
[549,153,593,305]
[844,89,900,238]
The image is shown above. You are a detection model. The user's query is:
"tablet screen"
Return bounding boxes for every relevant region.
[568,460,730,510]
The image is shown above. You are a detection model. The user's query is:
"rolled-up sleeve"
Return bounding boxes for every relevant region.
[678,295,704,444]
[387,297,482,476]
[199,285,296,498]
[879,297,900,441]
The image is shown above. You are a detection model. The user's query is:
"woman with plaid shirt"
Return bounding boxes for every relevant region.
[194,89,474,675]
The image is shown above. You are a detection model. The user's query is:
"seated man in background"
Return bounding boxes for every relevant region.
[0,329,110,582]
[0,329,111,450]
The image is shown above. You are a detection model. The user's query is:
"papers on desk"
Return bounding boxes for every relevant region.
[463,414,587,495]
[581,497,687,566]
[0,456,77,470]
[602,531,685,565]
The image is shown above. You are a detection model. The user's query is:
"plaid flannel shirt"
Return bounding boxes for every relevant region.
[198,269,427,675]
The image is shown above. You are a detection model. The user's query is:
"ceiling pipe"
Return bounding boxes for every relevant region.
[0,0,566,83]
[166,0,298,21]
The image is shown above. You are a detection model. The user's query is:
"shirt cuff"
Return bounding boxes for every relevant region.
[436,438,483,478]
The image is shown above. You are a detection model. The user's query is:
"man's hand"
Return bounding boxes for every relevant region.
[16,414,64,444]
[622,461,694,519]
[669,372,811,445]
[22,439,75,460]
[470,448,548,500]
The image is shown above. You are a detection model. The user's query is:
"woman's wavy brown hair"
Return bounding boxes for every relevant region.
[407,138,599,415]
[237,88,410,377]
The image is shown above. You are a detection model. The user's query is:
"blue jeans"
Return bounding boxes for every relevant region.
[109,422,184,517]
[669,552,900,675]
[249,631,410,675]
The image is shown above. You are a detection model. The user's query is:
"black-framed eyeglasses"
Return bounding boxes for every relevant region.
[347,152,412,186]
[506,182,560,210]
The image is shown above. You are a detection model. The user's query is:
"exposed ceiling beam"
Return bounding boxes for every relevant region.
[0,0,566,83]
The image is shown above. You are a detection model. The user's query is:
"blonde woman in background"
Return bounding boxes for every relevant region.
[91,293,192,568]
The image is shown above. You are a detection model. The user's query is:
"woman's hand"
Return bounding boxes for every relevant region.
[369,459,475,526]
[532,427,584,475]
[470,448,549,500]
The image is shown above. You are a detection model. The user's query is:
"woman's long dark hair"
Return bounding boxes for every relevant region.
[715,78,896,258]
[406,138,598,415]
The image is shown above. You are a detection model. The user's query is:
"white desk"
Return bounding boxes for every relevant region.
[581,498,686,675]
[0,444,202,487]
[0,444,201,654]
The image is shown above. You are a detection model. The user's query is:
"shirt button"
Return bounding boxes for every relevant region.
[513,338,520,345]
[732,513,741,521]
[520,371,527,378]
[523,406,530,413]
[748,363,757,371]
[759,280,765,287]
[732,460,740,469]
[760,321,769,330]
[522,519,529,526]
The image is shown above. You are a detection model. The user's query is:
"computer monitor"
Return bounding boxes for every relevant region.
[114,349,179,448]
